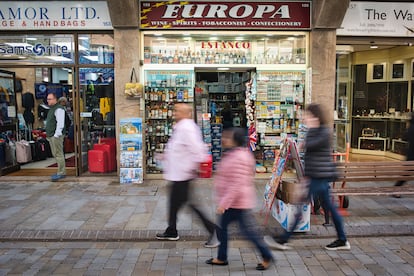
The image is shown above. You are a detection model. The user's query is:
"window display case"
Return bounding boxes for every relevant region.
[352,64,410,156]
[144,70,194,173]
[143,33,307,65]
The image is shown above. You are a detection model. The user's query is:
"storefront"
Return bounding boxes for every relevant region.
[1,0,349,179]
[0,1,116,176]
[336,1,414,159]
[139,1,311,175]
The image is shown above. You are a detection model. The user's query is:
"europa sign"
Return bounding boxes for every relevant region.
[140,1,311,30]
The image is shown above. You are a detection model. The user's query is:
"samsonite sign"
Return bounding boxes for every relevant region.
[338,1,414,37]
[140,1,311,30]
[0,1,112,30]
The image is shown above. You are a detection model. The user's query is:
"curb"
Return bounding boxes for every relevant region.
[0,225,412,242]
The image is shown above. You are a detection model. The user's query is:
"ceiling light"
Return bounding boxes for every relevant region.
[217,67,230,71]
[5,42,32,47]
[45,56,73,62]
[369,41,378,49]
[83,56,99,62]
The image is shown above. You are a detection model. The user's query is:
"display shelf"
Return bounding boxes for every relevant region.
[351,115,409,154]
[255,70,305,169]
[358,136,389,151]
[144,70,194,174]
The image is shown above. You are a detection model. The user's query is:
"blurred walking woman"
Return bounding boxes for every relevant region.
[303,103,350,250]
[205,128,273,271]
[265,103,350,251]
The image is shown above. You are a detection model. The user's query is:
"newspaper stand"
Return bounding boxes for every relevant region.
[263,138,309,231]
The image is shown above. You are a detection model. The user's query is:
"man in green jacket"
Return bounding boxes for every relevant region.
[46,92,66,181]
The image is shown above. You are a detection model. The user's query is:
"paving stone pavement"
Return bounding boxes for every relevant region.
[0,236,413,275]
[0,176,413,241]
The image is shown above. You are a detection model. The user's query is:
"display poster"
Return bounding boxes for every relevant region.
[119,118,143,184]
[120,168,143,184]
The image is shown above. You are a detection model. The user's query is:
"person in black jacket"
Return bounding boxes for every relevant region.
[394,113,414,191]
[264,103,350,251]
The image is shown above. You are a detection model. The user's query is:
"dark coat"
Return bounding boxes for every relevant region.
[404,118,414,161]
[304,126,337,180]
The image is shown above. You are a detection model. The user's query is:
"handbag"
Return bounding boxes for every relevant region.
[124,68,143,97]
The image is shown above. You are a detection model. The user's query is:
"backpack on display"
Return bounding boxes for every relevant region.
[22,92,35,109]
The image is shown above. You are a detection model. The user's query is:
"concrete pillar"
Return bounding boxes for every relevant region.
[309,30,337,123]
[310,0,350,124]
[113,28,142,172]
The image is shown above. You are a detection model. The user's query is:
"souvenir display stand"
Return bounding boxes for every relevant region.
[119,118,143,184]
[263,138,310,232]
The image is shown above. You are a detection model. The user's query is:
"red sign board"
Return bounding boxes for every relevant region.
[140,1,311,30]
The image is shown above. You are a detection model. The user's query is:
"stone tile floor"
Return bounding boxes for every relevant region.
[0,237,413,275]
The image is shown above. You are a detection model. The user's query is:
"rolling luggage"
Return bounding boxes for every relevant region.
[93,143,116,172]
[16,140,32,163]
[31,140,48,161]
[88,149,108,173]
[38,138,52,158]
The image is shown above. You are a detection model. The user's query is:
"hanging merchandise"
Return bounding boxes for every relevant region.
[21,92,35,109]
[124,68,143,97]
[99,97,112,118]
[245,77,256,151]
[0,86,11,103]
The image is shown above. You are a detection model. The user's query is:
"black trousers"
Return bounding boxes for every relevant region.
[166,180,216,235]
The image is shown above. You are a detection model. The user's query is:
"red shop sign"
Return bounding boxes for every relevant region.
[140,1,311,30]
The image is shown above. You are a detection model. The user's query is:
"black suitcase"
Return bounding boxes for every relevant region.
[38,138,52,158]
[30,140,48,161]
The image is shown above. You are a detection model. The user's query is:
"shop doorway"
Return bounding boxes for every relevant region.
[6,67,77,176]
[194,68,254,169]
[4,67,116,177]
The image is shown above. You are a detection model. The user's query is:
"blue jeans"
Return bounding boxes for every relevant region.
[280,178,347,242]
[217,208,272,262]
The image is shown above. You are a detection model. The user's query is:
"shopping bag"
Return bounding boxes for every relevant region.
[124,68,143,97]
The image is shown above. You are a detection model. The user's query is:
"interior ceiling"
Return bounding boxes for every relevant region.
[337,36,414,52]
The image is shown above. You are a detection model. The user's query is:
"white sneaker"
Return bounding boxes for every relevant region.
[204,230,220,248]
[264,235,292,250]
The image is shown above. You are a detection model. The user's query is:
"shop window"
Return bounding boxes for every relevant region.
[0,35,75,65]
[143,33,307,65]
[78,34,114,64]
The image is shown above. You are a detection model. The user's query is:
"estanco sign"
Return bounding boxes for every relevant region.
[0,1,112,30]
[140,1,311,30]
